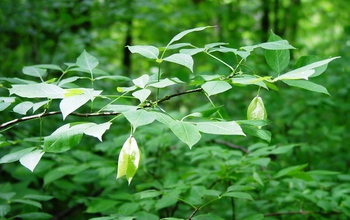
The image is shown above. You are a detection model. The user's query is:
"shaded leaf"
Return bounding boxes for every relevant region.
[282,80,330,95]
[0,147,35,164]
[132,88,151,103]
[123,110,156,132]
[15,212,52,219]
[222,192,254,200]
[265,32,290,74]
[0,204,11,217]
[13,101,33,115]
[274,164,308,178]
[22,66,46,78]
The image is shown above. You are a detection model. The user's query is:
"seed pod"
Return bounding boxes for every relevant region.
[116,135,141,185]
[247,96,267,121]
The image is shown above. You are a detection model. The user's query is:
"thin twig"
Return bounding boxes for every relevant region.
[0,88,204,130]
[211,139,250,153]
[188,207,200,220]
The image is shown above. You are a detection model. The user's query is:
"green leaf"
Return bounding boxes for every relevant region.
[180,48,205,56]
[0,97,16,111]
[227,185,255,191]
[23,195,53,201]
[231,75,269,89]
[10,83,65,99]
[32,64,63,71]
[264,32,290,74]
[269,144,297,154]
[86,198,119,213]
[247,96,267,121]
[14,212,52,219]
[243,40,295,51]
[253,172,264,186]
[273,69,315,81]
[308,170,341,175]
[117,136,141,185]
[167,26,211,47]
[76,50,99,72]
[84,122,112,141]
[282,80,330,95]
[242,214,264,220]
[60,89,102,119]
[104,105,138,113]
[127,45,159,59]
[0,204,10,217]
[274,164,308,178]
[44,123,92,153]
[147,77,184,88]
[32,100,49,113]
[222,192,254,200]
[293,56,327,77]
[201,81,232,96]
[12,199,42,208]
[123,110,156,132]
[19,149,45,172]
[0,192,16,200]
[150,111,176,125]
[0,147,35,164]
[132,88,151,103]
[195,121,245,136]
[137,190,163,199]
[132,74,150,88]
[192,213,225,220]
[13,101,33,115]
[209,47,250,60]
[163,53,194,72]
[22,66,46,78]
[169,121,201,149]
[241,126,271,142]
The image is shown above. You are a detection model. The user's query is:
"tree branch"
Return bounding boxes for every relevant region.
[188,206,200,220]
[0,88,204,130]
[211,139,250,153]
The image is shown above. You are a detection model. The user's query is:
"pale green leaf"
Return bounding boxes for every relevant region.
[10,83,65,99]
[247,96,267,120]
[132,88,151,103]
[76,50,99,71]
[167,26,211,47]
[104,105,138,113]
[241,126,271,142]
[169,121,201,149]
[32,100,49,113]
[132,74,150,88]
[201,81,232,96]
[282,80,330,95]
[60,89,102,119]
[165,42,192,50]
[180,48,205,55]
[273,69,315,81]
[0,97,16,111]
[150,111,176,126]
[84,122,112,141]
[137,190,163,199]
[127,45,159,59]
[147,78,184,88]
[123,110,156,132]
[227,185,255,192]
[44,123,93,153]
[195,121,245,136]
[117,136,141,185]
[163,53,194,72]
[23,195,53,201]
[0,147,35,164]
[32,64,63,71]
[19,149,45,172]
[13,101,33,115]
[209,47,250,60]
[231,75,269,89]
[22,66,46,78]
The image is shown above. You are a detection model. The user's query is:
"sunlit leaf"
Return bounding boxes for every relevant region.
[195,121,245,136]
[123,110,156,132]
[13,101,33,115]
[147,78,184,88]
[117,136,141,185]
[76,50,99,72]
[10,83,65,99]
[132,88,151,103]
[273,70,315,81]
[222,192,254,200]
[247,96,267,121]
[167,26,212,47]
[127,45,159,59]
[0,147,35,164]
[163,53,194,72]
[169,121,201,149]
[19,149,45,172]
[201,81,232,96]
[84,122,112,141]
[132,74,150,88]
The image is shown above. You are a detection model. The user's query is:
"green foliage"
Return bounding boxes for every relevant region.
[0,25,346,220]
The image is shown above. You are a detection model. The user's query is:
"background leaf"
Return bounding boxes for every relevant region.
[169,121,201,149]
[201,81,232,96]
[76,50,99,72]
[264,32,290,74]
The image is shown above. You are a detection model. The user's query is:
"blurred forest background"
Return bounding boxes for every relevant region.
[0,0,350,219]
